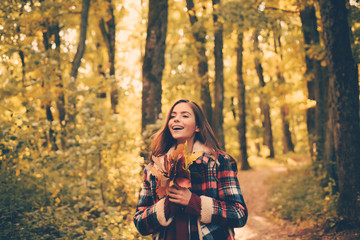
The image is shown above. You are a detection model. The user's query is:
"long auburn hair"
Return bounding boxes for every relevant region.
[150,99,222,158]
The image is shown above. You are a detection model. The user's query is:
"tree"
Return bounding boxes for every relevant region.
[318,0,360,226]
[42,22,61,151]
[99,0,118,114]
[273,23,295,153]
[212,0,225,149]
[185,0,213,126]
[141,0,168,133]
[253,30,275,158]
[68,0,91,127]
[236,31,250,170]
[299,2,328,164]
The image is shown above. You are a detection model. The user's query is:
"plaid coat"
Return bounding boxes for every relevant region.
[134,142,248,240]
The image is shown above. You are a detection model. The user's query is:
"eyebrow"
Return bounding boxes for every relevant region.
[171,111,192,115]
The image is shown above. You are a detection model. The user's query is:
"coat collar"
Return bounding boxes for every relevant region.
[167,141,212,155]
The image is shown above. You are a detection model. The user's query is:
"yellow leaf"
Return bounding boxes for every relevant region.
[187,152,203,166]
[146,163,162,178]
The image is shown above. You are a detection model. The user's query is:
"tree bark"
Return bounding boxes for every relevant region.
[212,0,225,149]
[253,31,275,158]
[99,0,118,114]
[18,50,25,87]
[319,0,360,226]
[68,0,91,128]
[53,24,66,149]
[273,27,295,153]
[42,24,61,151]
[70,0,91,80]
[141,0,168,132]
[299,3,328,164]
[185,0,213,126]
[236,32,250,170]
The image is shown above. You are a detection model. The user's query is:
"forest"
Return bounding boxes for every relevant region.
[0,0,359,239]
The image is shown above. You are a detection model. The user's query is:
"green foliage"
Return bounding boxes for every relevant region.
[0,82,144,239]
[267,166,338,226]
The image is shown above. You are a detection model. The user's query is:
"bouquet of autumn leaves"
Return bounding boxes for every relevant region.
[146,143,202,199]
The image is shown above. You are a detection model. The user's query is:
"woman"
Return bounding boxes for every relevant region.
[134,99,247,240]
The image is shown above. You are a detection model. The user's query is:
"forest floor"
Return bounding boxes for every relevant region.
[234,165,360,240]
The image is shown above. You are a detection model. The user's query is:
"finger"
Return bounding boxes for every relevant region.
[168,195,181,202]
[169,192,182,200]
[168,192,177,199]
[170,184,179,190]
[169,188,180,194]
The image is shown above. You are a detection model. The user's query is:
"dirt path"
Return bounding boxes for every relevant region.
[234,167,297,240]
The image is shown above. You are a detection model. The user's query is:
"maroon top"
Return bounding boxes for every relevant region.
[165,193,201,239]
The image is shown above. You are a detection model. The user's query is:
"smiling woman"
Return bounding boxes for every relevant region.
[168,102,200,148]
[134,99,248,240]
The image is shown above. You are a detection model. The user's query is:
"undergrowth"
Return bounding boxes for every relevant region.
[267,166,338,228]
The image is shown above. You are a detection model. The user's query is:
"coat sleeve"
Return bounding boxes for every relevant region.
[199,154,248,228]
[133,166,173,236]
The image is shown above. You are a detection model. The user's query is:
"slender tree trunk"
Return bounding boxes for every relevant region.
[236,32,250,170]
[99,0,118,114]
[319,0,360,226]
[212,0,225,149]
[70,0,91,80]
[17,2,26,87]
[141,0,168,132]
[185,0,213,126]
[42,25,59,151]
[253,31,275,158]
[68,0,91,128]
[96,43,107,98]
[300,4,316,158]
[18,51,25,87]
[52,24,67,150]
[299,3,328,165]
[273,28,295,153]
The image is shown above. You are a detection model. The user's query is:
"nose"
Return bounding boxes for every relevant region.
[173,115,180,122]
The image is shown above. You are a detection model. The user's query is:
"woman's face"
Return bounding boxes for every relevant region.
[168,102,199,145]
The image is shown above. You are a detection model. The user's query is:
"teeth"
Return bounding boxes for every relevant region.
[173,126,183,130]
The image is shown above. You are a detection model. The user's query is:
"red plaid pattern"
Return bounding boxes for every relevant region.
[134,151,248,240]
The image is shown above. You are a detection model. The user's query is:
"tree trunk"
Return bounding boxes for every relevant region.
[18,50,25,87]
[273,28,295,153]
[17,2,26,87]
[70,0,91,80]
[185,0,213,126]
[53,24,66,150]
[68,0,91,127]
[212,0,225,149]
[236,32,250,170]
[99,0,118,114]
[299,3,328,164]
[141,0,168,132]
[319,0,360,226]
[253,31,275,158]
[42,24,60,151]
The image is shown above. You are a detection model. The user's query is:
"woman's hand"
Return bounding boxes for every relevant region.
[168,185,192,206]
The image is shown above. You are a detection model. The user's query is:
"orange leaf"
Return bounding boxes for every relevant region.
[171,144,185,160]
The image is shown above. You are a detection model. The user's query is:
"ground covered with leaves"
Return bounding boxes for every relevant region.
[235,157,360,240]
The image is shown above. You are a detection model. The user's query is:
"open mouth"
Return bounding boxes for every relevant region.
[172,126,184,130]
